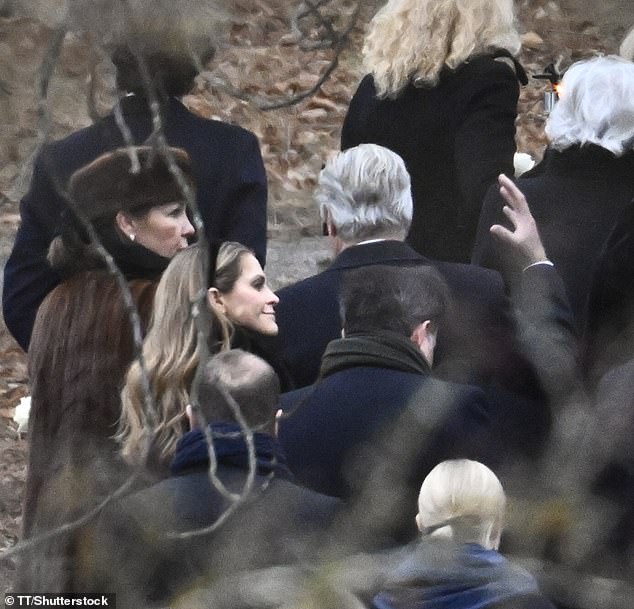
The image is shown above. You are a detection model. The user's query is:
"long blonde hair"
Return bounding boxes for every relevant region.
[118,244,232,468]
[363,0,521,97]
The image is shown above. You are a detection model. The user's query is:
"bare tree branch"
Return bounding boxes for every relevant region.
[35,28,66,153]
[199,0,361,111]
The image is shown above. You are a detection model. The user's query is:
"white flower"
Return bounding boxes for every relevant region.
[14,395,31,435]
[514,152,536,177]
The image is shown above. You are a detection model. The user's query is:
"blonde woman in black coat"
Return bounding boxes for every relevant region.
[341,0,525,263]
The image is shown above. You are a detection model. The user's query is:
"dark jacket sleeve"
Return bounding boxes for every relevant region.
[220,131,268,266]
[2,153,63,351]
[454,60,519,244]
[471,180,513,270]
[513,263,581,402]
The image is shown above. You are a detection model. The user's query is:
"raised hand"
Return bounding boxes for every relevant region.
[490,174,548,269]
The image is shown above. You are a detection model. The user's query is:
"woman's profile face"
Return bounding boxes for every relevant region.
[128,202,195,258]
[216,253,280,336]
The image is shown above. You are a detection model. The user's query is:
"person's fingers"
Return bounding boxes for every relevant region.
[490,223,516,245]
[499,174,530,213]
[501,204,519,229]
[499,184,523,210]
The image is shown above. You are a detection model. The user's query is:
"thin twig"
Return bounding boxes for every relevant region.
[200,0,360,111]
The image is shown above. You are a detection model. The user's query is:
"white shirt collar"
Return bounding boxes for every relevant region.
[355,238,387,247]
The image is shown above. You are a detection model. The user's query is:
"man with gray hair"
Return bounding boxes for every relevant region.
[275,144,534,410]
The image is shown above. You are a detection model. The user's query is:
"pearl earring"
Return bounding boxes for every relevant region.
[129,233,136,242]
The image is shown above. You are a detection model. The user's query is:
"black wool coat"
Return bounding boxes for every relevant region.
[278,360,495,544]
[3,95,268,351]
[275,240,533,396]
[341,55,521,263]
[78,447,340,607]
[472,145,634,330]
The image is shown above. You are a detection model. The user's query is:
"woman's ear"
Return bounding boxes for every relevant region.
[116,211,136,240]
[207,287,226,313]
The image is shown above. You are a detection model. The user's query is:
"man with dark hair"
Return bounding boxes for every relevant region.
[275,145,537,399]
[79,350,338,607]
[3,33,267,351]
[339,265,448,343]
[275,145,551,467]
[278,265,495,545]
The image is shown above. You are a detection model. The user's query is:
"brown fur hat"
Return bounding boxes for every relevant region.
[67,146,194,221]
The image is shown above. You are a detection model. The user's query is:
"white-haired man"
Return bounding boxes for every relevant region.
[279,144,538,401]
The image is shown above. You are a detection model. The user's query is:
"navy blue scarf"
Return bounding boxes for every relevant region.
[170,422,292,480]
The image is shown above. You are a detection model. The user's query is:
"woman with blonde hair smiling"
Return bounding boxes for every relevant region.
[118,243,231,471]
[119,241,284,471]
[342,0,526,263]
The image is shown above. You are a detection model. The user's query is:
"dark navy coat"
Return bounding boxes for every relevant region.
[79,436,339,606]
[278,364,495,543]
[275,240,529,394]
[473,145,634,329]
[3,95,267,350]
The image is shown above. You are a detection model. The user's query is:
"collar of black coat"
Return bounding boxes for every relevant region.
[115,94,185,117]
[545,144,634,176]
[329,240,428,271]
[320,331,431,379]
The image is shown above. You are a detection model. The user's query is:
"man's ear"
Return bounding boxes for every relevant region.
[116,210,137,239]
[207,287,226,313]
[410,320,437,366]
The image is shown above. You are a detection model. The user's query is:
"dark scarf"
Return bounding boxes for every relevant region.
[320,331,431,379]
[57,209,170,280]
[170,421,292,480]
[98,221,171,280]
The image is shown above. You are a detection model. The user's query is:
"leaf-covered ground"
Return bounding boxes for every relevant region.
[0,0,629,591]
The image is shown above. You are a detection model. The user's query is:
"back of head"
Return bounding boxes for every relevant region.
[363,0,521,96]
[111,36,213,98]
[49,146,193,276]
[417,459,505,549]
[197,350,281,434]
[98,1,227,97]
[146,244,209,360]
[316,144,413,243]
[340,264,448,337]
[213,241,254,294]
[545,55,634,156]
